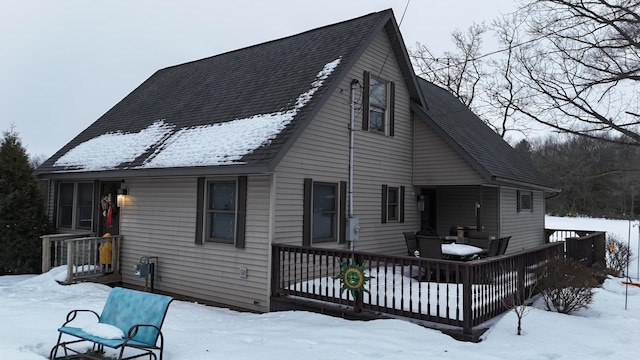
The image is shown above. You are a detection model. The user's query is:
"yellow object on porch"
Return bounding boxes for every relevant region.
[100,236,113,265]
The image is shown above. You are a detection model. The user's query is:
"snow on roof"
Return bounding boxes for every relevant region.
[53,121,174,170]
[54,57,342,171]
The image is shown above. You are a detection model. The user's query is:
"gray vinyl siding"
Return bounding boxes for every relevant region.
[274,30,417,255]
[499,187,546,253]
[413,119,485,186]
[119,176,272,312]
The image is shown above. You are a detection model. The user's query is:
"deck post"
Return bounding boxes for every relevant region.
[66,240,75,283]
[270,245,281,299]
[41,235,51,273]
[461,264,473,335]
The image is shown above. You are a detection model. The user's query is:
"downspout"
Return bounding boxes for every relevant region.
[349,79,358,251]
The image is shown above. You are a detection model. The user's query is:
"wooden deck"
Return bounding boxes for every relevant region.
[270,230,605,341]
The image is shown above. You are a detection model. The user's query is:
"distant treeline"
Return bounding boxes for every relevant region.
[515,135,640,219]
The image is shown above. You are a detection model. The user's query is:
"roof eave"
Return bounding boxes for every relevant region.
[36,164,273,181]
[490,176,561,193]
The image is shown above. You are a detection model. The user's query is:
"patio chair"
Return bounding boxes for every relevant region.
[416,235,443,259]
[497,236,511,255]
[467,231,491,249]
[403,232,419,257]
[484,238,501,257]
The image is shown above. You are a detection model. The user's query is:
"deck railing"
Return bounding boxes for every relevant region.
[546,229,606,267]
[271,242,564,335]
[41,234,121,283]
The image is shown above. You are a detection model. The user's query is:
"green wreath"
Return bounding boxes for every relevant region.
[334,256,373,298]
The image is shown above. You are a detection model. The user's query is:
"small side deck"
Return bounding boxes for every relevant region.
[41,234,122,284]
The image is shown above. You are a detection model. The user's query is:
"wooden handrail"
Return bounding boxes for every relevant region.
[41,234,121,283]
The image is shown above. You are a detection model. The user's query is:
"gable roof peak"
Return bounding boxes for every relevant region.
[37,9,408,177]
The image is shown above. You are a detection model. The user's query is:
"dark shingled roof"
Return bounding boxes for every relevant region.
[36,9,422,178]
[415,78,558,192]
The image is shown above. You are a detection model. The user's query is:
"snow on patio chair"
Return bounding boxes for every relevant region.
[49,287,173,360]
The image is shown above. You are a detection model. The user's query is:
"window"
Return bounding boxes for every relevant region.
[57,182,94,230]
[387,187,399,221]
[369,77,387,132]
[303,179,346,246]
[196,176,247,247]
[518,190,533,212]
[206,181,237,244]
[381,185,405,223]
[312,182,337,243]
[362,71,395,136]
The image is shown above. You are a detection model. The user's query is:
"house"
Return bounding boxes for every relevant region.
[36,9,557,313]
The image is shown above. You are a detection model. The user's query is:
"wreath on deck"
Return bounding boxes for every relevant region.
[334,256,373,299]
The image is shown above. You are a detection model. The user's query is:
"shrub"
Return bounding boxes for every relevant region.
[605,234,631,276]
[535,257,598,314]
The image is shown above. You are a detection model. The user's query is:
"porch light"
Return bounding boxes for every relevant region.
[417,195,425,212]
[117,188,128,207]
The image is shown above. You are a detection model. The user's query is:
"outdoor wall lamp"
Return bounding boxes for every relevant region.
[417,195,425,212]
[117,188,128,207]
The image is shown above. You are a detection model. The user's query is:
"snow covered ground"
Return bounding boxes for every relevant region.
[1,216,639,359]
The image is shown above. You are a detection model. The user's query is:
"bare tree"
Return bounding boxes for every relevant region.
[29,153,48,169]
[513,0,640,144]
[410,23,488,109]
[410,18,535,138]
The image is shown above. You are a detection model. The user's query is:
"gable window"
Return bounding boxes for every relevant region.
[381,185,405,223]
[196,176,247,247]
[57,182,94,230]
[369,77,387,132]
[303,178,347,246]
[362,70,395,136]
[518,190,533,212]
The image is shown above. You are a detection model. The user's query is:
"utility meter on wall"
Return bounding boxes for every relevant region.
[346,217,360,241]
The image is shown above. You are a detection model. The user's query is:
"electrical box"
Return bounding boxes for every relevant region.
[346,217,360,242]
[134,263,150,278]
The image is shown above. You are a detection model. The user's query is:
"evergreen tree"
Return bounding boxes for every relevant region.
[0,129,49,274]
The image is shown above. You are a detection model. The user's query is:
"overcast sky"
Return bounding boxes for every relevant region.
[0,0,518,159]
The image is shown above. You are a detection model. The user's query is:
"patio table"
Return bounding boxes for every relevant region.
[441,243,483,260]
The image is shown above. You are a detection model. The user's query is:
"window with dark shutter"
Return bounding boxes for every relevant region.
[195,177,205,244]
[399,186,405,223]
[363,71,394,136]
[389,82,395,137]
[235,176,247,248]
[381,184,388,223]
[362,71,370,130]
[339,181,347,244]
[303,178,340,245]
[382,185,404,223]
[197,177,247,247]
[303,178,313,246]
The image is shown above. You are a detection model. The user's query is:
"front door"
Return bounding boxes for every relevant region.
[97,182,120,236]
